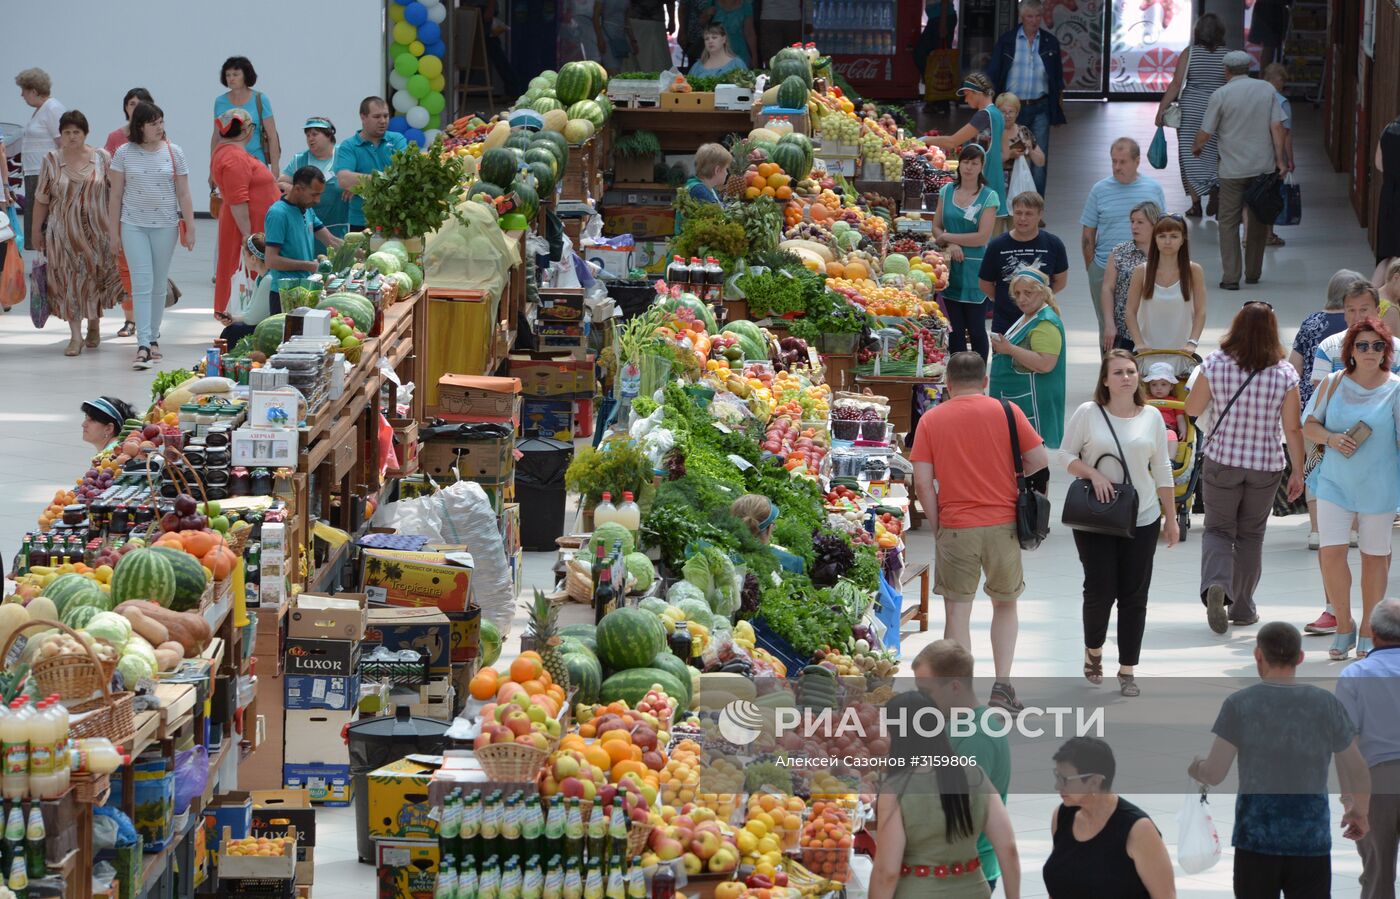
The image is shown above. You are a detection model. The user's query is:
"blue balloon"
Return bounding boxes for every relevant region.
[403,127,426,147]
[390,115,410,132]
[426,41,447,58]
[404,2,428,25]
[417,21,441,44]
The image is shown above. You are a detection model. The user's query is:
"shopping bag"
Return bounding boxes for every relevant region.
[0,240,24,310]
[165,279,181,308]
[5,206,22,247]
[924,49,960,102]
[1008,155,1037,201]
[1244,172,1284,226]
[1276,172,1302,226]
[1148,126,1169,170]
[1176,787,1222,874]
[29,256,49,329]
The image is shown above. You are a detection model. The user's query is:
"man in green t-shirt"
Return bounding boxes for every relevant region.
[913,640,1012,890]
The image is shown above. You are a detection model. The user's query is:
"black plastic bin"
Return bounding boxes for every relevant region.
[516,434,575,551]
[348,707,454,862]
[608,281,657,319]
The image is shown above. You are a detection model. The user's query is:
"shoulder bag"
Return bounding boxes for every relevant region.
[1302,371,1344,476]
[164,142,184,308]
[255,92,272,165]
[1062,404,1138,538]
[1002,400,1051,550]
[1200,366,1262,452]
[1162,46,1190,129]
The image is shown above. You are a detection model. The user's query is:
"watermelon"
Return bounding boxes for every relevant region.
[480,148,520,188]
[253,315,288,355]
[510,179,540,219]
[584,61,609,97]
[147,546,209,612]
[558,623,598,653]
[520,89,542,106]
[505,132,536,152]
[593,95,614,122]
[567,101,605,128]
[600,668,688,709]
[556,61,595,105]
[771,47,808,66]
[776,76,808,109]
[563,649,603,704]
[771,142,811,181]
[563,119,595,145]
[62,604,101,630]
[532,97,564,114]
[526,162,556,196]
[524,147,559,176]
[770,56,812,88]
[318,293,375,334]
[110,548,177,608]
[467,182,504,202]
[528,76,553,92]
[479,619,502,666]
[532,132,569,164]
[540,70,559,85]
[648,651,693,707]
[43,573,106,616]
[777,131,814,162]
[596,608,665,671]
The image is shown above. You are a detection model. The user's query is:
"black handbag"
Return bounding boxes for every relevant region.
[1244,172,1284,227]
[1003,400,1050,550]
[1062,405,1138,538]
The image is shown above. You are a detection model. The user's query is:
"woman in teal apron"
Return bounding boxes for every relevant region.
[924,73,1009,218]
[989,265,1066,448]
[731,494,804,573]
[933,143,999,357]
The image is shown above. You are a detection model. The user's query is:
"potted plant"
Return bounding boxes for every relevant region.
[613,130,661,184]
[355,134,467,250]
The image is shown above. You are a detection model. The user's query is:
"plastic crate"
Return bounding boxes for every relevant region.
[750,616,807,677]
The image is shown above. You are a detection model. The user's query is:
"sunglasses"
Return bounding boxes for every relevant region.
[1353,340,1389,353]
[1053,772,1102,788]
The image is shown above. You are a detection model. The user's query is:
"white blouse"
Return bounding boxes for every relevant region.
[1060,402,1174,527]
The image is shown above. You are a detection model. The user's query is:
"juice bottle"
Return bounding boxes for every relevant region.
[6,854,25,899]
[25,702,56,801]
[686,259,705,296]
[23,806,43,881]
[437,857,460,899]
[543,856,563,899]
[68,738,122,775]
[614,493,641,550]
[592,493,620,531]
[522,855,543,899]
[665,257,689,292]
[45,697,68,795]
[459,859,479,899]
[1,702,30,801]
[703,257,724,305]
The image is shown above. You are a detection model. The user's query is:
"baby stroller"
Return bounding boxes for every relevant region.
[1136,349,1203,539]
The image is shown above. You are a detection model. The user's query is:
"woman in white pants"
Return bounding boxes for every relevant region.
[107,102,195,368]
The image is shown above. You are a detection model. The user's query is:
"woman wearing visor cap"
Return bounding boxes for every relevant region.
[279,116,347,253]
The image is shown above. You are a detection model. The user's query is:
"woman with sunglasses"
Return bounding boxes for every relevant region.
[1185,302,1305,634]
[1042,737,1175,898]
[1124,214,1206,372]
[1301,317,1400,660]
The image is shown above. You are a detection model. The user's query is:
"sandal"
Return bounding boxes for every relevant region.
[85,324,100,349]
[133,346,153,370]
[1117,674,1140,697]
[64,338,82,357]
[1357,636,1373,659]
[1329,629,1357,661]
[117,321,135,337]
[1267,233,1286,247]
[150,342,162,360]
[1083,650,1104,685]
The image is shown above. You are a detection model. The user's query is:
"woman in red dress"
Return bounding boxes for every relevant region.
[211,108,279,322]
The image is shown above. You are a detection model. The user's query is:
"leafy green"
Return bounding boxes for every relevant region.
[757,574,854,659]
[729,197,784,258]
[736,269,823,318]
[355,134,466,239]
[150,368,195,401]
[614,130,661,158]
[565,440,652,506]
[671,196,749,267]
[685,70,754,92]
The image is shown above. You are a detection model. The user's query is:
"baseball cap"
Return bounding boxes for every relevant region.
[1144,362,1178,383]
[1222,50,1253,70]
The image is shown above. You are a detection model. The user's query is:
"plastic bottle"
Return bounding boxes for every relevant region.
[650,863,675,899]
[614,493,641,549]
[686,258,706,294]
[67,739,122,776]
[45,697,68,795]
[703,258,724,304]
[665,257,689,292]
[592,493,620,532]
[0,703,24,801]
[25,703,56,801]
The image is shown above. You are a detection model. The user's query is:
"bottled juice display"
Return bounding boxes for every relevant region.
[543,856,564,899]
[564,799,585,863]
[42,697,68,796]
[522,855,544,899]
[459,861,479,899]
[436,858,458,899]
[0,703,26,801]
[479,856,501,899]
[584,804,606,865]
[665,257,689,291]
[24,806,44,880]
[592,493,620,531]
[462,790,483,862]
[68,738,122,776]
[614,493,641,549]
[703,257,724,305]
[26,701,58,801]
[563,858,583,899]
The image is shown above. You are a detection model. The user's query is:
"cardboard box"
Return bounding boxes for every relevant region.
[499,504,521,556]
[535,288,587,322]
[363,606,452,674]
[445,606,481,666]
[602,205,676,240]
[231,427,298,467]
[386,418,420,476]
[714,84,753,110]
[435,374,523,423]
[203,792,252,857]
[581,245,634,278]
[612,154,656,183]
[418,434,515,483]
[375,839,438,899]
[283,763,353,806]
[282,708,355,765]
[288,593,368,641]
[284,674,361,711]
[250,789,318,847]
[285,637,360,678]
[521,398,576,441]
[632,240,670,274]
[660,90,716,111]
[367,758,438,839]
[361,549,474,613]
[509,354,594,398]
[405,676,454,719]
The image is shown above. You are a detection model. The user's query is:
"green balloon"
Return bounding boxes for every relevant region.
[390,42,409,59]
[407,74,431,99]
[393,53,419,77]
[422,91,445,115]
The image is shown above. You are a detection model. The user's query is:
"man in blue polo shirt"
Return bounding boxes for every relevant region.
[264,167,342,310]
[1080,137,1165,339]
[333,96,407,228]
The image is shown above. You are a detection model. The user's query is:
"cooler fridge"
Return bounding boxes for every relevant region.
[812,0,924,99]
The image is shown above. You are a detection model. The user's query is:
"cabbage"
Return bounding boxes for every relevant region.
[117,653,156,688]
[85,612,133,652]
[667,581,707,607]
[588,522,635,557]
[378,239,411,268]
[124,634,158,670]
[365,251,402,275]
[624,553,655,593]
[682,553,714,598]
[638,596,669,615]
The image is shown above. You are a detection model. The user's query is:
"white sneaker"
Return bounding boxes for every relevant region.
[1308,532,1320,550]
[1350,530,1359,548]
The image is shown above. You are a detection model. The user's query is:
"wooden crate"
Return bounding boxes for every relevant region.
[661,91,716,111]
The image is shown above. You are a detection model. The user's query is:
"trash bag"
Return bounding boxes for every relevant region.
[173,745,209,815]
[1176,787,1222,874]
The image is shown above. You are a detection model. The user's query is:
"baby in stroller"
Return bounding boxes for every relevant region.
[1144,362,1188,457]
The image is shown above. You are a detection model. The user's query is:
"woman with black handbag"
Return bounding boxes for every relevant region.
[1061,350,1177,697]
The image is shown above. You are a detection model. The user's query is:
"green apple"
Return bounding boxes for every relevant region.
[210,515,230,533]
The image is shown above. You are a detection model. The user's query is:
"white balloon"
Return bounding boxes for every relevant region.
[389,70,409,91]
[427,3,447,23]
[424,129,443,144]
[406,105,431,129]
[392,89,416,113]
[421,0,442,7]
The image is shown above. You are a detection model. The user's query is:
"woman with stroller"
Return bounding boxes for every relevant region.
[1124,215,1207,368]
[1301,318,1400,660]
[1060,350,1177,697]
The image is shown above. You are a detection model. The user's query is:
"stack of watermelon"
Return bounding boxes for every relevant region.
[557,607,697,712]
[512,61,612,147]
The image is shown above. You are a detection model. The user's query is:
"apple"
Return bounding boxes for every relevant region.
[682,853,702,875]
[708,848,737,873]
[580,779,598,801]
[143,424,163,441]
[554,755,581,780]
[641,750,664,772]
[629,807,650,824]
[544,718,562,739]
[519,731,550,750]
[560,777,587,799]
[525,705,548,725]
[503,709,534,738]
[653,837,684,862]
[690,831,721,861]
[540,776,560,797]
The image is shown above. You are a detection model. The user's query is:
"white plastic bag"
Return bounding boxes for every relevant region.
[1176,787,1222,874]
[1009,155,1036,201]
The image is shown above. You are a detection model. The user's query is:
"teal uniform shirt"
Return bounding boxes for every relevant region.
[331,130,408,226]
[283,148,348,249]
[990,302,1066,448]
[264,198,324,290]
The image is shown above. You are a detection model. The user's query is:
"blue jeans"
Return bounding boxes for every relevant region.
[1020,99,1052,198]
[121,223,179,348]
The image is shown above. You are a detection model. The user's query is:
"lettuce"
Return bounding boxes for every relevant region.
[85,612,133,652]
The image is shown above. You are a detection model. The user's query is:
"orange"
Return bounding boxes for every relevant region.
[761,186,776,197]
[598,729,631,744]
[469,669,500,700]
[611,760,647,782]
[603,740,634,766]
[766,173,787,189]
[560,734,587,751]
[744,187,761,200]
[582,743,612,771]
[510,655,544,683]
[775,186,792,200]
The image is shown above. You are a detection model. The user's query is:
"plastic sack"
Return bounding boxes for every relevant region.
[94,805,140,850]
[1009,155,1037,199]
[1148,126,1169,170]
[0,239,24,310]
[422,199,519,309]
[1176,787,1222,874]
[30,255,49,328]
[874,571,902,653]
[377,412,399,478]
[173,745,209,815]
[1276,172,1301,226]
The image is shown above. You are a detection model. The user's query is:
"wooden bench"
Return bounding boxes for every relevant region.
[899,560,931,632]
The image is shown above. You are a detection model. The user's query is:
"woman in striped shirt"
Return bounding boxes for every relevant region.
[106,102,195,369]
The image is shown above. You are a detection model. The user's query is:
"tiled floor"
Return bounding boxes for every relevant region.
[1,99,1384,896]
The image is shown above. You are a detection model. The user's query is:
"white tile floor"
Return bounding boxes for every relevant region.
[0,100,1386,895]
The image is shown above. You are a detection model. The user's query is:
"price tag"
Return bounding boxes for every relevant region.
[727,454,754,471]
[712,421,732,434]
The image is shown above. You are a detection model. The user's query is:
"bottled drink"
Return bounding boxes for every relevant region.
[593,493,619,531]
[463,791,483,864]
[604,855,625,899]
[543,856,564,899]
[15,536,32,578]
[686,259,705,295]
[583,859,604,899]
[584,804,606,865]
[564,799,585,863]
[626,858,646,899]
[614,493,641,550]
[441,793,462,862]
[590,543,608,602]
[479,857,501,899]
[2,807,22,880]
[665,257,689,291]
[501,794,522,854]
[482,792,503,860]
[651,863,675,899]
[24,805,43,880]
[68,738,122,776]
[459,859,480,899]
[523,796,544,858]
[7,855,26,899]
[606,807,627,865]
[501,855,523,899]
[0,703,25,801]
[668,622,693,665]
[544,799,565,859]
[563,858,583,899]
[27,702,56,801]
[438,856,460,899]
[703,258,724,305]
[593,568,618,625]
[522,855,544,899]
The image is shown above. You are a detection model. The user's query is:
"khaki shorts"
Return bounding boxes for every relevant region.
[933,523,1025,602]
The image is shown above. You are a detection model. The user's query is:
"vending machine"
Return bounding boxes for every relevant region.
[812,0,924,99]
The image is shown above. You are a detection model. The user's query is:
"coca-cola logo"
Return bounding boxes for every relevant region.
[835,58,886,81]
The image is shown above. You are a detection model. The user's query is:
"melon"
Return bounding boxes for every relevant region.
[558,623,598,653]
[770,55,812,88]
[526,161,556,195]
[524,147,559,176]
[480,148,521,188]
[505,132,536,152]
[528,76,552,92]
[566,101,605,128]
[776,76,808,109]
[541,109,570,134]
[479,619,502,666]
[43,573,105,616]
[110,548,177,608]
[596,607,665,671]
[532,97,563,114]
[648,651,694,707]
[749,128,780,143]
[253,315,288,356]
[147,546,210,612]
[532,131,569,163]
[483,120,512,150]
[771,142,810,181]
[318,292,375,333]
[510,179,540,220]
[562,119,595,145]
[467,182,504,203]
[62,604,102,630]
[563,648,603,704]
[584,61,609,97]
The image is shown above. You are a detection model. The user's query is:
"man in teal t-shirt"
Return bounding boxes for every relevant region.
[332,97,408,228]
[264,167,342,304]
[914,640,1012,888]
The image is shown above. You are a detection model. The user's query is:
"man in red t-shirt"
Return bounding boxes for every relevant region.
[910,352,1048,714]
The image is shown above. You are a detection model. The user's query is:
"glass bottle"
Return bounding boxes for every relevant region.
[441,792,462,862]
[544,799,565,860]
[462,791,483,865]
[543,856,564,899]
[584,804,606,865]
[522,855,544,899]
[651,863,675,899]
[563,858,583,899]
[564,799,585,864]
[479,856,501,899]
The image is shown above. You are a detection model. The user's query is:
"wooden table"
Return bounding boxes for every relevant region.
[899,560,931,633]
[611,108,756,153]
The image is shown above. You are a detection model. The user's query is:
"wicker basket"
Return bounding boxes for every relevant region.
[69,690,135,744]
[0,618,115,702]
[475,741,549,782]
[626,822,654,857]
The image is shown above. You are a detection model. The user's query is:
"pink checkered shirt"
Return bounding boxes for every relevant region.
[1199,351,1299,471]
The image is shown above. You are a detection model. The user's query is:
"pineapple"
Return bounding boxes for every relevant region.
[529,589,572,694]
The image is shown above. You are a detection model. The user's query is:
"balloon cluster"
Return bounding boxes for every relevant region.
[387,0,448,147]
